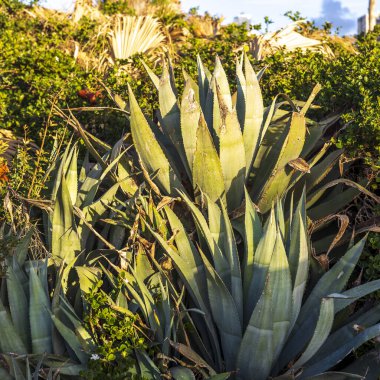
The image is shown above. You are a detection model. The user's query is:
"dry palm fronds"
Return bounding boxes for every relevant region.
[127,0,181,17]
[108,15,166,60]
[72,0,105,23]
[0,129,21,165]
[321,34,358,54]
[250,21,334,60]
[188,14,223,38]
[23,5,68,23]
[0,129,38,168]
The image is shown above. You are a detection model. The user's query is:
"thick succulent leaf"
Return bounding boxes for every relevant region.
[213,56,232,111]
[197,55,211,113]
[75,266,102,294]
[70,119,109,172]
[308,178,379,217]
[250,110,287,191]
[51,314,88,364]
[128,85,184,196]
[192,114,226,204]
[50,142,74,203]
[250,97,288,186]
[179,190,230,286]
[0,299,27,354]
[78,148,127,207]
[236,56,246,128]
[343,349,380,380]
[77,181,120,247]
[219,107,246,211]
[237,268,273,380]
[36,353,86,375]
[124,274,159,335]
[208,374,232,380]
[333,280,380,312]
[150,208,209,311]
[0,367,13,380]
[238,223,292,379]
[306,373,365,380]
[76,161,103,207]
[305,150,342,192]
[288,191,309,331]
[299,323,380,379]
[300,84,322,116]
[245,209,276,322]
[301,114,340,158]
[163,209,222,363]
[257,112,306,213]
[29,265,52,354]
[65,145,78,206]
[242,188,262,310]
[181,81,201,175]
[141,59,160,89]
[307,187,360,220]
[308,304,380,367]
[212,199,243,323]
[14,230,33,266]
[290,298,334,370]
[117,155,139,197]
[135,349,162,380]
[52,176,81,264]
[59,303,95,353]
[204,77,222,146]
[270,229,293,363]
[9,357,26,380]
[289,217,309,331]
[242,54,264,174]
[159,66,191,178]
[275,200,285,238]
[170,366,196,380]
[199,249,242,371]
[278,237,366,369]
[6,262,30,350]
[182,69,200,103]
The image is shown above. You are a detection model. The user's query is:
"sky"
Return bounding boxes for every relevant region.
[42,0,376,35]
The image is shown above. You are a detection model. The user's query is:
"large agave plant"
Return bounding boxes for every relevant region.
[47,54,379,378]
[142,191,380,379]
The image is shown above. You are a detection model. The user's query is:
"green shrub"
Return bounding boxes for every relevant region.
[81,279,150,380]
[259,28,380,173]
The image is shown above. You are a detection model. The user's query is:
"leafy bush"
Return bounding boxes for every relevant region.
[82,280,149,380]
[259,28,380,173]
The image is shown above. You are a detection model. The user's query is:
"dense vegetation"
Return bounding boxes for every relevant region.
[0,0,379,379]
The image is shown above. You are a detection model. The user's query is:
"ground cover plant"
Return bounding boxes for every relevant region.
[0,0,379,379]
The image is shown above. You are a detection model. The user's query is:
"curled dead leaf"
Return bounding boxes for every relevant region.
[314,253,330,271]
[288,157,310,173]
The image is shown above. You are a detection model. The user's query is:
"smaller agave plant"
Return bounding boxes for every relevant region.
[0,229,95,378]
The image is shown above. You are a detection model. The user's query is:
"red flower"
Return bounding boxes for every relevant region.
[0,163,9,183]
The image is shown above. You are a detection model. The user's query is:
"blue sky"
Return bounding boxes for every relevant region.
[43,0,375,34]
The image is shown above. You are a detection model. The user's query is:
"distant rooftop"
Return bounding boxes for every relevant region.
[357,14,380,34]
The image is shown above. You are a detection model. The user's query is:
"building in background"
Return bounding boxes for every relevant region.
[357,13,380,34]
[233,12,252,26]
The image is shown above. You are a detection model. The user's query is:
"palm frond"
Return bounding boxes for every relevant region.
[251,21,334,60]
[108,15,166,60]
